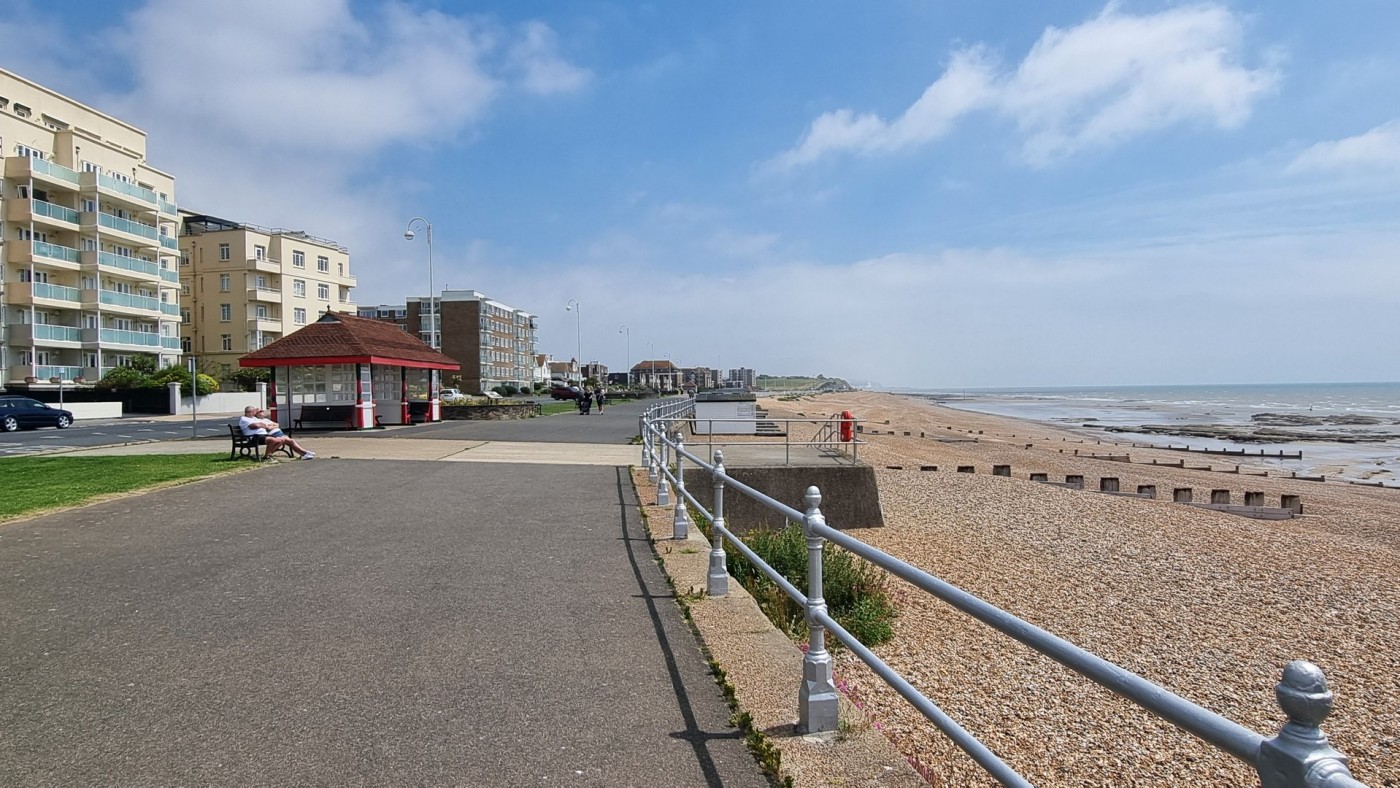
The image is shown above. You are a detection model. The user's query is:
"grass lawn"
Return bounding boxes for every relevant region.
[539,401,580,416]
[0,454,246,522]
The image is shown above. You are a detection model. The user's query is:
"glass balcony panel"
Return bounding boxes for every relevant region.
[34,282,83,302]
[34,324,84,342]
[161,336,182,349]
[160,303,181,316]
[99,290,160,311]
[160,268,180,283]
[36,365,87,381]
[33,240,81,263]
[97,212,158,240]
[31,158,81,185]
[99,328,161,347]
[97,173,158,204]
[158,198,179,215]
[159,235,179,250]
[96,251,160,277]
[34,199,81,224]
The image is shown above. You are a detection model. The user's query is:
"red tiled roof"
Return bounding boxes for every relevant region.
[239,311,460,370]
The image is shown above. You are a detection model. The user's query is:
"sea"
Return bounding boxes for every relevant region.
[890,382,1400,484]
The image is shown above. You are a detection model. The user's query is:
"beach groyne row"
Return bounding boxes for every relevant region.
[1135,442,1304,459]
[880,463,1303,520]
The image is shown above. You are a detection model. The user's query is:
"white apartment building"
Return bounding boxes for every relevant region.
[0,67,181,388]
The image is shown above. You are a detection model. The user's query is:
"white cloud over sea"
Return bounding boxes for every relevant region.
[770,3,1279,170]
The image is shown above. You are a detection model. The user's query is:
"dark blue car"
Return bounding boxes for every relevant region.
[0,395,74,431]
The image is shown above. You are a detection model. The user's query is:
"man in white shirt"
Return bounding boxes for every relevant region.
[238,406,315,459]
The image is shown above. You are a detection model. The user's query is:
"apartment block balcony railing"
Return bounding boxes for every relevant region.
[248,286,282,303]
[159,268,180,284]
[96,212,159,241]
[161,336,181,350]
[33,240,81,264]
[35,365,87,381]
[98,289,160,312]
[160,302,181,317]
[91,250,161,278]
[96,173,158,206]
[158,197,178,215]
[31,199,81,225]
[4,156,81,187]
[250,257,281,273]
[33,282,83,303]
[33,324,84,343]
[159,235,179,251]
[97,328,161,348]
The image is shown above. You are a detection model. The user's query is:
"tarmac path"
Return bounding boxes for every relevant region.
[0,458,769,786]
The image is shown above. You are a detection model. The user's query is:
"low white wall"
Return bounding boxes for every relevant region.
[64,402,124,420]
[174,391,263,416]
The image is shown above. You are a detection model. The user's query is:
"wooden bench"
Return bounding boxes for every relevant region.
[294,404,356,430]
[228,425,293,461]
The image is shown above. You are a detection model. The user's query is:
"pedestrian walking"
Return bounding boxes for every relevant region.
[579,386,593,415]
[594,386,606,413]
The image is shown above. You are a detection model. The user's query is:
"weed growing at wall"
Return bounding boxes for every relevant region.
[727,523,897,647]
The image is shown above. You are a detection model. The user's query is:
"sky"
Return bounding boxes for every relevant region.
[5,0,1399,388]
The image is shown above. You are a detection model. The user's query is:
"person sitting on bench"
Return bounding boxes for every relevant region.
[239,406,316,459]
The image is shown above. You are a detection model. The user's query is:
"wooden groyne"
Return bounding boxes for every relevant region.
[1132,443,1303,460]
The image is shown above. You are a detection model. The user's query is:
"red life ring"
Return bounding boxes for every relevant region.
[839,411,854,442]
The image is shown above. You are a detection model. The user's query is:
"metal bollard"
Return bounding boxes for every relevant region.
[798,486,839,733]
[707,450,729,597]
[656,429,671,506]
[1256,661,1365,787]
[673,434,690,540]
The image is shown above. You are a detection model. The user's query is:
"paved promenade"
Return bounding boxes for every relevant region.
[0,401,770,785]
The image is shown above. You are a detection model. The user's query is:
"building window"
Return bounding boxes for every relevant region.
[180,308,190,324]
[180,337,191,353]
[221,334,232,351]
[338,262,345,276]
[181,252,190,266]
[317,256,329,273]
[219,273,230,292]
[218,243,230,261]
[14,143,45,159]
[293,279,306,298]
[292,251,305,268]
[294,308,307,325]
[317,283,329,300]
[220,303,231,321]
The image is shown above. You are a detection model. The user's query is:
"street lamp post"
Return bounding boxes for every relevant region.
[566,299,581,383]
[648,341,656,394]
[619,325,630,389]
[403,218,435,350]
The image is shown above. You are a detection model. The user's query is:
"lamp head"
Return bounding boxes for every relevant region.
[404,229,415,241]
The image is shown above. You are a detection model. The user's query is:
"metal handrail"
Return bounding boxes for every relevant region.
[638,401,1368,787]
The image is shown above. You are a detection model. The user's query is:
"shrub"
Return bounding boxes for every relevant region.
[726,522,897,647]
[502,384,519,396]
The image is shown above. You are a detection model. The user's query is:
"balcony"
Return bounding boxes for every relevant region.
[160,302,181,317]
[6,365,88,383]
[9,324,84,345]
[93,328,162,349]
[7,239,82,269]
[84,250,162,282]
[158,197,179,216]
[4,156,80,189]
[89,288,161,315]
[79,170,159,211]
[7,198,81,230]
[159,235,179,251]
[248,286,282,304]
[161,336,181,350]
[89,212,160,247]
[249,315,282,332]
[159,268,180,284]
[5,282,84,308]
[250,256,281,274]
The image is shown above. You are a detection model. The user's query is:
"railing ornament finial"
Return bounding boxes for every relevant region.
[1257,661,1365,788]
[804,485,822,514]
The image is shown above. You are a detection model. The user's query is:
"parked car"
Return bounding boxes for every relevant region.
[440,388,465,401]
[0,395,74,431]
[550,384,580,400]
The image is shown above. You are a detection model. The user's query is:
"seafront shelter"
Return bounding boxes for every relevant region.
[239,312,459,429]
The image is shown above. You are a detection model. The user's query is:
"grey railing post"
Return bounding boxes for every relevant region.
[707,450,728,596]
[641,414,653,478]
[672,433,690,540]
[798,485,839,733]
[1257,661,1366,787]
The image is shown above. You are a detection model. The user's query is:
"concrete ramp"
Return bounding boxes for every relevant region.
[682,445,883,533]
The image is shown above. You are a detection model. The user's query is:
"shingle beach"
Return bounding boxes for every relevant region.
[706,391,1399,786]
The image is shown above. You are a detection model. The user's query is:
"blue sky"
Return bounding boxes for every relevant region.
[7,0,1399,387]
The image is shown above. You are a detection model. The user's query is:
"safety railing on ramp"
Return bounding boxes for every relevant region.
[639,400,1367,787]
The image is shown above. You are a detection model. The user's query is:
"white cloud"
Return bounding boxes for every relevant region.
[769,3,1279,170]
[1286,120,1400,173]
[511,21,593,95]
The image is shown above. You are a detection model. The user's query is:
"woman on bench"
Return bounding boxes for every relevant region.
[240,406,317,459]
